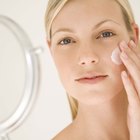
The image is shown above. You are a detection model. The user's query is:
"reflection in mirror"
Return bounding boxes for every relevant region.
[0,15,42,140]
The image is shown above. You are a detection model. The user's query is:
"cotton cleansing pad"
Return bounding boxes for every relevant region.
[111,47,122,65]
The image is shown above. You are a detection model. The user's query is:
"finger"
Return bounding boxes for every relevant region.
[120,41,140,70]
[129,40,140,58]
[121,71,140,107]
[120,51,140,97]
[120,42,140,97]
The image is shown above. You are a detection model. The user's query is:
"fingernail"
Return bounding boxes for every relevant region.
[130,40,136,48]
[120,41,128,49]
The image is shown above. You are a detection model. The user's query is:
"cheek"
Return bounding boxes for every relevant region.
[100,38,122,65]
[103,46,125,74]
[103,46,125,86]
[100,41,125,79]
[111,47,122,65]
[53,56,68,74]
[52,52,74,84]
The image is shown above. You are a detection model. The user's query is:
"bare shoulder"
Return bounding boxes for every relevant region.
[52,123,74,140]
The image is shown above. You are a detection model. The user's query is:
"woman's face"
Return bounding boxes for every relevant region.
[49,0,131,105]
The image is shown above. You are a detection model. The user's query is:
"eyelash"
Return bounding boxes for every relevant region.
[96,31,115,39]
[57,31,115,46]
[58,37,76,46]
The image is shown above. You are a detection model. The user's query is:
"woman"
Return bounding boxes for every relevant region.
[45,0,140,139]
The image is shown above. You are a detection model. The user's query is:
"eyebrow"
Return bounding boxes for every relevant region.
[52,19,121,37]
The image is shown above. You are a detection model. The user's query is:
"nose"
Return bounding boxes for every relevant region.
[77,41,100,66]
[78,51,99,66]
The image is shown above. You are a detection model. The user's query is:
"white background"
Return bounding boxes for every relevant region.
[0,0,139,140]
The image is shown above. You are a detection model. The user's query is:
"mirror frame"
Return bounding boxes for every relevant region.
[0,15,39,138]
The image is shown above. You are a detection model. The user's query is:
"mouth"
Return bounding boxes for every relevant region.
[75,75,108,84]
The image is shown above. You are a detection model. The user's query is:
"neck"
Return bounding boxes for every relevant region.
[72,92,129,140]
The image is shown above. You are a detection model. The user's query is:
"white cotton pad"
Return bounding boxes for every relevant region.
[111,47,122,65]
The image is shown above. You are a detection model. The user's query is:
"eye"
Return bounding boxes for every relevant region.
[97,31,115,39]
[58,38,75,46]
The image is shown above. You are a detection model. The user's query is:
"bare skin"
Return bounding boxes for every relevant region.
[47,0,140,139]
[53,92,129,140]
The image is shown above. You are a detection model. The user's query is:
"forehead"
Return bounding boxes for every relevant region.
[52,0,125,32]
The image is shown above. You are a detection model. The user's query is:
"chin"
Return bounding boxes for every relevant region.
[72,87,124,106]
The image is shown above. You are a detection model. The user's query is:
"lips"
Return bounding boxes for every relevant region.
[76,75,107,81]
[75,73,108,84]
[82,75,107,79]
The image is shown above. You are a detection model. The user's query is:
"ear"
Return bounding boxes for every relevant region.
[131,22,139,45]
[46,38,51,48]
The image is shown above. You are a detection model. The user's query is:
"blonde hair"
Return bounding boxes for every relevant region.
[45,0,140,120]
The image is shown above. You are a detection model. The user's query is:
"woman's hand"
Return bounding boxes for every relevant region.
[120,40,140,140]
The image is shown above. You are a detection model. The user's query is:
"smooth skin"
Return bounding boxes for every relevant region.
[120,40,140,140]
[47,0,140,139]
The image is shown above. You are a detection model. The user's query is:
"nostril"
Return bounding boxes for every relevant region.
[79,56,99,66]
[81,62,85,65]
[80,60,95,65]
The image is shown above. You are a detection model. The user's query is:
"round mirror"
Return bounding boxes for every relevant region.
[0,15,41,139]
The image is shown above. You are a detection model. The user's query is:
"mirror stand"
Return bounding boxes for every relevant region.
[0,134,9,140]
